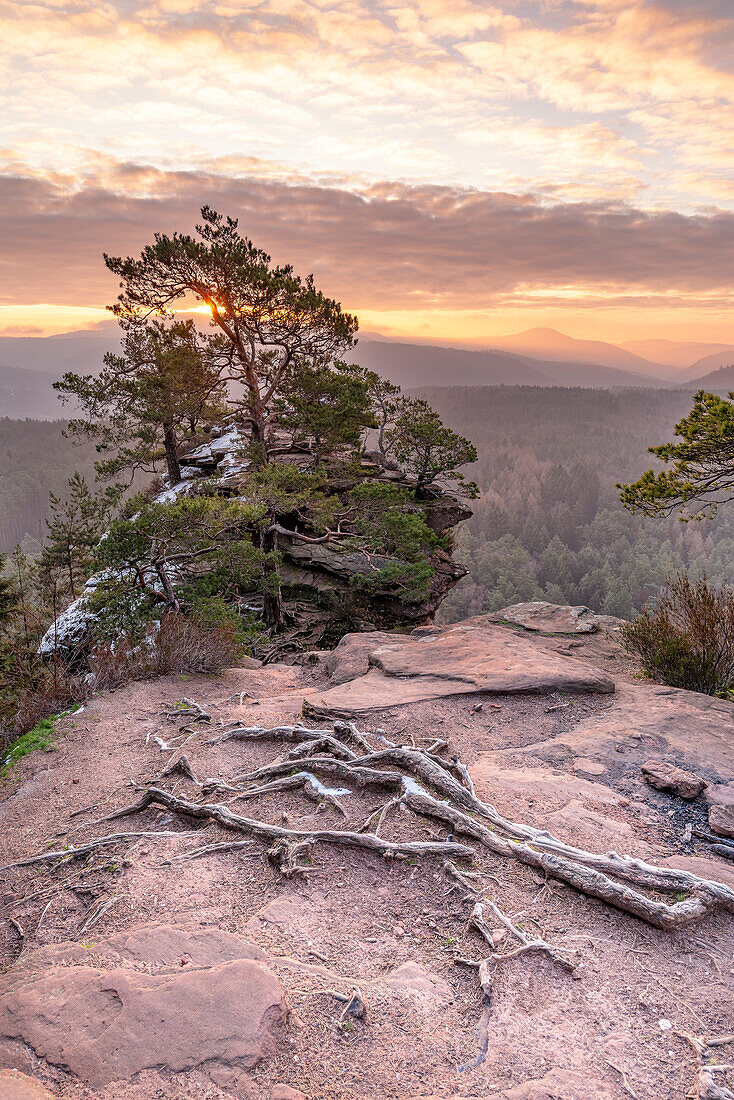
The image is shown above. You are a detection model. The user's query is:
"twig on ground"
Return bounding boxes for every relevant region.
[605,1059,639,1099]
[0,831,199,872]
[78,893,124,934]
[677,1032,734,1099]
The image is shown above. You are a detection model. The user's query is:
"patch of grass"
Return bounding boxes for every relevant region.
[0,705,80,777]
[1,716,58,777]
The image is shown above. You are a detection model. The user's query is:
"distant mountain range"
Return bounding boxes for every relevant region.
[353,338,663,390]
[2,324,734,419]
[620,338,734,373]
[679,363,734,392]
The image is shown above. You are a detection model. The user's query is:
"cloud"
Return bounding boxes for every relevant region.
[1,163,733,318]
[1,1,733,207]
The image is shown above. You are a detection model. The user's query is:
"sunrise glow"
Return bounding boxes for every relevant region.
[1,1,734,342]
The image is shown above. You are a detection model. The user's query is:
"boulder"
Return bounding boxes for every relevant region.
[0,949,285,1088]
[307,619,614,717]
[641,759,707,800]
[489,602,600,634]
[706,784,734,837]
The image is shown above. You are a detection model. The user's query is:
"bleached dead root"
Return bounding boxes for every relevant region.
[18,718,733,930]
[98,785,472,876]
[192,722,734,930]
[11,716,734,1082]
[677,1033,734,1099]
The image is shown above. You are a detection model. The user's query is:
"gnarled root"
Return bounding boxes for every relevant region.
[677,1033,734,1099]
[98,785,474,866]
[205,733,734,930]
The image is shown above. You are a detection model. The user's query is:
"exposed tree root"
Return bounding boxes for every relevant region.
[200,732,734,929]
[162,839,255,863]
[0,831,199,871]
[159,754,200,783]
[161,698,211,725]
[677,1033,734,1099]
[447,860,577,1073]
[97,786,473,875]
[11,713,734,1090]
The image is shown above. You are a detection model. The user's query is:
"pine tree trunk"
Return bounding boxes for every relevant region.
[249,395,269,466]
[259,524,283,630]
[163,422,182,484]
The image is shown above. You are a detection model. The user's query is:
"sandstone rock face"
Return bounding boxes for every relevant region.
[0,1070,56,1100]
[489,602,600,634]
[706,784,734,837]
[308,617,614,717]
[39,422,472,659]
[0,929,286,1088]
[641,759,707,799]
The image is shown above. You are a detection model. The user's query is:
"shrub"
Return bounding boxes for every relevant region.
[621,573,734,694]
[89,610,243,688]
[2,612,243,756]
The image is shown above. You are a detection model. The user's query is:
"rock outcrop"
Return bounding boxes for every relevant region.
[306,615,614,717]
[488,601,601,633]
[39,422,471,659]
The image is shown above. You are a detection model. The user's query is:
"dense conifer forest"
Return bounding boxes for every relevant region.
[4,383,734,621]
[415,385,734,621]
[0,420,98,552]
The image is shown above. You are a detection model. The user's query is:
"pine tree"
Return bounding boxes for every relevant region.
[104,207,357,456]
[39,474,110,600]
[56,320,227,485]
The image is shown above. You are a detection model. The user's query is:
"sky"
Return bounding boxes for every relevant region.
[1,0,734,344]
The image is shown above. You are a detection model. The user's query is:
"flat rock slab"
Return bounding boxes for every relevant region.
[307,621,614,717]
[0,945,285,1087]
[488,602,600,634]
[514,682,734,784]
[641,759,707,799]
[9,923,268,978]
[0,1070,56,1099]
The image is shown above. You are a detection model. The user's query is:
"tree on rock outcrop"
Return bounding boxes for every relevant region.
[56,320,227,486]
[41,208,477,651]
[386,397,478,496]
[104,207,357,456]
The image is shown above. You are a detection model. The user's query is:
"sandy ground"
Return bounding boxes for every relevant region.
[1,631,733,1100]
